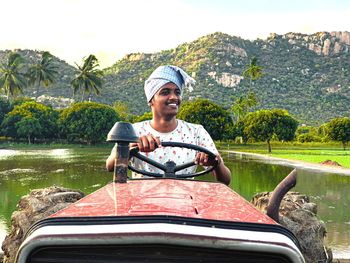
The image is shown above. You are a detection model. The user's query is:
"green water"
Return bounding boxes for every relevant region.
[0,148,349,258]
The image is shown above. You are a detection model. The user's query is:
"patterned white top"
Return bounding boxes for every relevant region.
[131,120,218,178]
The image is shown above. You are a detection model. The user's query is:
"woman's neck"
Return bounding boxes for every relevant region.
[150,117,177,133]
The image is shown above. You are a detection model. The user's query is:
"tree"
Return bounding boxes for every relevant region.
[1,101,58,141]
[133,111,152,122]
[114,101,132,121]
[0,98,12,125]
[178,99,233,140]
[295,125,323,143]
[16,117,42,144]
[243,109,298,153]
[0,52,27,101]
[59,102,120,144]
[325,117,350,150]
[231,91,258,122]
[28,51,59,98]
[71,55,103,102]
[242,57,263,91]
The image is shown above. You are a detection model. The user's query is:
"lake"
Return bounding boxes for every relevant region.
[0,147,349,258]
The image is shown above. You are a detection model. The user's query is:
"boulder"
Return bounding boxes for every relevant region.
[1,186,84,263]
[252,191,332,263]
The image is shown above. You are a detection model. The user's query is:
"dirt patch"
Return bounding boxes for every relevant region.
[320,160,342,167]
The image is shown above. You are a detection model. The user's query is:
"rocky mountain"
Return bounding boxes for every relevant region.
[1,31,349,125]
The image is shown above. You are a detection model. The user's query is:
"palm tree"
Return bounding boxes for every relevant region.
[0,52,27,101]
[231,92,258,122]
[242,57,263,91]
[28,51,59,99]
[71,55,103,102]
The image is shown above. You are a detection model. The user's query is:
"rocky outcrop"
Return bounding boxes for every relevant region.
[1,186,84,263]
[36,95,74,109]
[280,31,350,56]
[252,191,332,263]
[208,71,243,88]
[124,53,146,61]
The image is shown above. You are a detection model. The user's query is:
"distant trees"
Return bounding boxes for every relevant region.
[133,111,152,122]
[0,101,58,142]
[71,55,103,102]
[242,109,298,153]
[325,117,350,150]
[295,125,322,143]
[0,52,27,101]
[0,96,349,151]
[0,98,12,126]
[0,100,121,144]
[16,117,42,144]
[28,51,59,98]
[113,101,132,121]
[59,102,119,144]
[178,98,234,140]
[0,51,106,104]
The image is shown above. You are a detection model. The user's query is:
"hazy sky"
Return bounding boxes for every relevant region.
[1,0,349,68]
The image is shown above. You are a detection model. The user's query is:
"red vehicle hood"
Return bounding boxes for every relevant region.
[51,179,276,225]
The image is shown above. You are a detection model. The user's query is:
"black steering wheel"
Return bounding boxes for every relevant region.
[128,141,218,178]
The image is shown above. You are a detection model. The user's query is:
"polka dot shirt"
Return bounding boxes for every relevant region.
[131,120,218,178]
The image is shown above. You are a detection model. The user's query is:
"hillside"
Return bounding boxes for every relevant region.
[1,31,349,125]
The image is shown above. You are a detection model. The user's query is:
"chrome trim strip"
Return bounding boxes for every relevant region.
[16,223,305,263]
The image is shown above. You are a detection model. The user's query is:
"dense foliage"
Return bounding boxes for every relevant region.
[0,101,58,142]
[0,98,12,125]
[178,98,234,140]
[1,31,350,125]
[0,98,349,153]
[58,102,120,144]
[242,109,298,152]
[325,117,350,150]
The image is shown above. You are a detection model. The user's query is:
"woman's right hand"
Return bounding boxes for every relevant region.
[130,135,161,152]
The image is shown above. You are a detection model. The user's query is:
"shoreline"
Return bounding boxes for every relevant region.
[225,150,350,176]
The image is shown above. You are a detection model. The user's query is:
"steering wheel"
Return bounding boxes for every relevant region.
[128,141,218,178]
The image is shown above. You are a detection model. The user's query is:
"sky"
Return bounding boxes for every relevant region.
[1,0,349,68]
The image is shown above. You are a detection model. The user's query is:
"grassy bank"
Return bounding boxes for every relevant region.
[217,141,350,168]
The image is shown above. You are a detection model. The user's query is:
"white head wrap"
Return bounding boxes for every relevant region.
[144,65,195,102]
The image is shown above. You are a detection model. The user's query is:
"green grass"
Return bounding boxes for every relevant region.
[217,141,350,168]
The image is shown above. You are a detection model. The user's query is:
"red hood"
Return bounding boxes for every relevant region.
[50,179,276,224]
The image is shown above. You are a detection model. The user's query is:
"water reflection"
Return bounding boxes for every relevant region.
[0,168,36,176]
[0,149,73,160]
[227,151,350,258]
[0,148,349,258]
[0,149,20,159]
